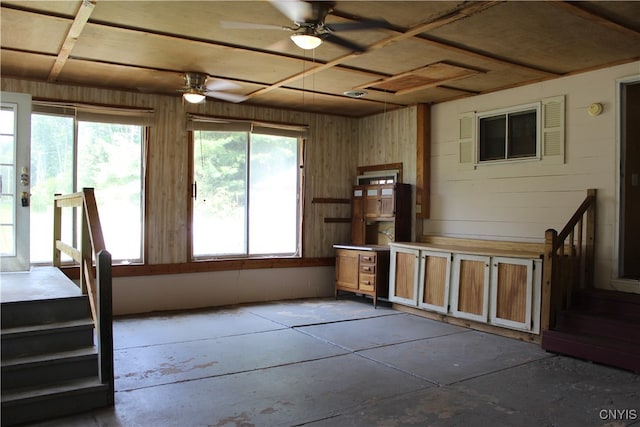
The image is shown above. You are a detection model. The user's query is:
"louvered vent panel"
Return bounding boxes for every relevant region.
[460,116,473,139]
[544,102,561,128]
[544,131,562,156]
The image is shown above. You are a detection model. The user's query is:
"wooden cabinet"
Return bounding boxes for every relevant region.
[389,243,542,334]
[351,183,411,246]
[350,187,365,245]
[490,257,534,331]
[450,254,490,322]
[335,247,390,307]
[418,251,452,314]
[389,246,419,306]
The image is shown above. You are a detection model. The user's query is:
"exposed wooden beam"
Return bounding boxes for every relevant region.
[550,1,640,39]
[48,0,96,82]
[248,1,559,100]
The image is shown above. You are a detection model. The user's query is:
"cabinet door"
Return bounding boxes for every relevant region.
[336,249,359,290]
[490,257,533,331]
[364,186,380,219]
[418,251,451,313]
[378,185,395,218]
[351,187,365,245]
[389,247,419,305]
[450,254,490,322]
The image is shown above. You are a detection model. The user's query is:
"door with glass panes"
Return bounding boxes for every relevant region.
[1,92,32,271]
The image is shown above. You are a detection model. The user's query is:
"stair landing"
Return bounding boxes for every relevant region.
[1,267,81,302]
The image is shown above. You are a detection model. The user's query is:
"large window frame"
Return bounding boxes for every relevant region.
[30,102,151,265]
[476,102,541,164]
[187,115,305,261]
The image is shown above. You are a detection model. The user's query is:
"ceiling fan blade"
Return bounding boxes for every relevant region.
[322,33,367,53]
[220,20,285,30]
[205,91,248,103]
[325,19,392,32]
[206,79,241,92]
[270,0,313,22]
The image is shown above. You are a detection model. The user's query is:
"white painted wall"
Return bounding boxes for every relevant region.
[112,266,335,316]
[427,61,640,290]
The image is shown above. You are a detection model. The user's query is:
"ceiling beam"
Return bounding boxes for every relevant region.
[48,0,96,82]
[549,1,640,39]
[247,1,560,100]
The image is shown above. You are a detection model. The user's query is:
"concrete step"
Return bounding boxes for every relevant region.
[1,347,99,391]
[1,296,90,329]
[1,319,95,359]
[0,378,111,426]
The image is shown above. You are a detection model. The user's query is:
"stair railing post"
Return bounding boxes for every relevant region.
[53,193,62,267]
[96,249,114,405]
[80,196,91,295]
[541,228,557,332]
[585,188,597,289]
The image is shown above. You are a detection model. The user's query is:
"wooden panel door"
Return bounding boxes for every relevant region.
[335,249,359,290]
[351,186,365,245]
[389,246,419,305]
[418,251,451,313]
[490,257,533,331]
[364,185,381,219]
[451,254,490,322]
[378,185,395,218]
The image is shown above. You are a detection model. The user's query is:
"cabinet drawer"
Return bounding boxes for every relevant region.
[360,263,376,274]
[360,254,377,263]
[359,274,376,292]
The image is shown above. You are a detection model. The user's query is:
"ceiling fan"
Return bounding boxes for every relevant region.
[222,0,391,53]
[180,72,247,104]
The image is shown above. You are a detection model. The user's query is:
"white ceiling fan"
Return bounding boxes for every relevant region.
[222,0,391,53]
[180,72,247,104]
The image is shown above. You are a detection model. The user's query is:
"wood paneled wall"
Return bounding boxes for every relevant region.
[2,78,361,262]
[357,106,418,240]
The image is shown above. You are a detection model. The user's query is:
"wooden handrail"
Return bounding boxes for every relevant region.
[53,188,114,405]
[541,189,596,332]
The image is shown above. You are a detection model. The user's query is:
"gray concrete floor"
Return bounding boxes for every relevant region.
[20,296,640,427]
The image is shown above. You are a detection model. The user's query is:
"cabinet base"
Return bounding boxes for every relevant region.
[392,303,541,343]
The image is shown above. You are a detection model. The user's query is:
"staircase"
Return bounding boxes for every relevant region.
[1,286,111,425]
[542,289,640,373]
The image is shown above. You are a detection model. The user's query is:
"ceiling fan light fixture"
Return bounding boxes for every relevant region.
[183,92,206,104]
[290,33,322,50]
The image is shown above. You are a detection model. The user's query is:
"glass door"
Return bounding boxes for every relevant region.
[1,92,32,271]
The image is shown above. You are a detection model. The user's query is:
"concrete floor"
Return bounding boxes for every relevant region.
[18,296,640,427]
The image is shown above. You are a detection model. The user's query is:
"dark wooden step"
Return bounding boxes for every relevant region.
[1,347,99,391]
[0,378,111,426]
[1,319,95,359]
[542,329,640,373]
[572,289,640,322]
[1,296,90,329]
[555,310,640,344]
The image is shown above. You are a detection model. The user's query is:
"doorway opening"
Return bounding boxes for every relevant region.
[619,79,640,281]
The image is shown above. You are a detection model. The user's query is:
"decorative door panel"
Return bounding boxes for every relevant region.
[451,254,490,322]
[418,251,451,313]
[490,257,533,330]
[389,247,419,305]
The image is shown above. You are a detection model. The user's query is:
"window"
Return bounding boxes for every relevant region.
[477,103,539,162]
[458,96,565,169]
[189,117,304,259]
[30,103,151,264]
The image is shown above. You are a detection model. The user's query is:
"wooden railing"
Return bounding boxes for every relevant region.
[541,189,597,332]
[53,188,114,404]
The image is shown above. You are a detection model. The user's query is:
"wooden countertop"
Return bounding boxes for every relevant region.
[333,244,391,252]
[389,241,543,259]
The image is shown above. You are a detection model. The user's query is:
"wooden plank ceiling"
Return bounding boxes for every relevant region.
[1,0,639,117]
